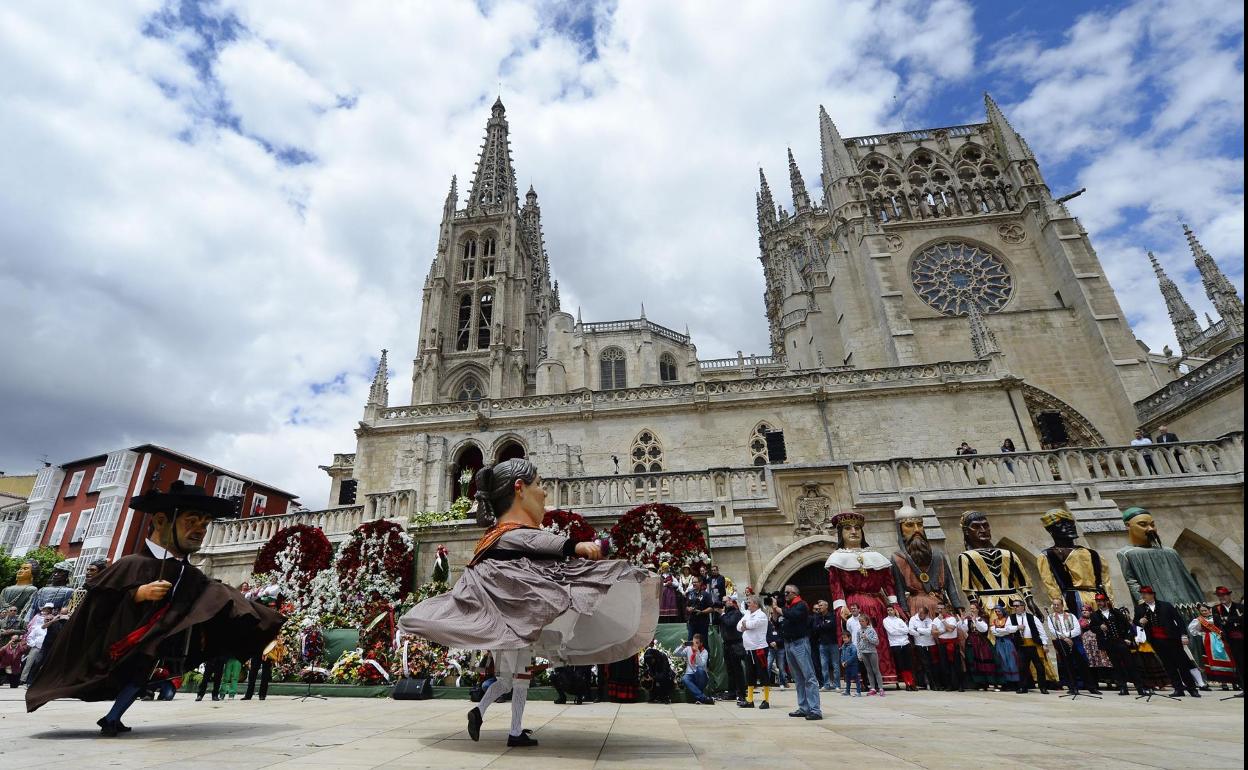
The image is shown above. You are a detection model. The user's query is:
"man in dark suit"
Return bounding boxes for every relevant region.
[1089,592,1149,696]
[1134,586,1199,698]
[1212,586,1245,695]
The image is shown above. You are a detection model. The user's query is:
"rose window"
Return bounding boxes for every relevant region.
[910,241,1013,315]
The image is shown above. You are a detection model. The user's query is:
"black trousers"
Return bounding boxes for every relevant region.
[1152,638,1197,693]
[198,656,225,699]
[1227,635,1245,690]
[911,645,933,688]
[1017,644,1047,692]
[1054,639,1096,691]
[4,671,19,688]
[244,654,272,700]
[934,640,963,690]
[723,643,747,699]
[744,648,771,687]
[1102,639,1147,692]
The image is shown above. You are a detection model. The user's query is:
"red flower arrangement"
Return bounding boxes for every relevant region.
[541,508,596,543]
[336,519,414,599]
[252,523,333,575]
[609,503,709,572]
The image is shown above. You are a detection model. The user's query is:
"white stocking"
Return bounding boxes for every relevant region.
[477,647,529,718]
[509,677,530,737]
[1191,667,1206,687]
[476,677,512,717]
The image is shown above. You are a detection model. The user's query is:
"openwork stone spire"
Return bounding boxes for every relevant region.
[818,105,853,183]
[367,349,389,408]
[1150,251,1202,354]
[467,97,517,211]
[787,148,811,212]
[757,168,777,229]
[1184,223,1244,328]
[984,92,1034,162]
[966,302,1001,359]
[444,174,458,212]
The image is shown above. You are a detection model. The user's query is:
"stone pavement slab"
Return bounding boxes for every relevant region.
[0,687,1242,769]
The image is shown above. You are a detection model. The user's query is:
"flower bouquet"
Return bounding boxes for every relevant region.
[609,503,709,572]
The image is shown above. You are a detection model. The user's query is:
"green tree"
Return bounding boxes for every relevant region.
[0,546,69,589]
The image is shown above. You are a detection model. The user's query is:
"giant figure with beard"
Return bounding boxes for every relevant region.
[889,505,963,618]
[825,511,901,685]
[26,482,283,737]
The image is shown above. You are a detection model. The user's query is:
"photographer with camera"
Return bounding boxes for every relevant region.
[675,634,713,705]
[769,584,822,720]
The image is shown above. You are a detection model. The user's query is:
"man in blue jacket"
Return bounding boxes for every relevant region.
[770,584,822,720]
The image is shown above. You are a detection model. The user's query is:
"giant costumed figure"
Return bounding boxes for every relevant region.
[25,481,284,736]
[889,505,962,616]
[24,560,75,623]
[1,561,39,621]
[1036,507,1115,613]
[824,510,901,684]
[400,459,658,748]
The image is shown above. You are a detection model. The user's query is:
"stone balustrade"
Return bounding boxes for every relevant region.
[541,467,771,517]
[698,354,788,371]
[1135,342,1243,424]
[201,505,367,554]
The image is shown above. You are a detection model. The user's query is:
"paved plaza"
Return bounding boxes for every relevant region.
[0,687,1242,769]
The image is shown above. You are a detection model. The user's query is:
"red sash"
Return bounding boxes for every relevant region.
[107,605,170,661]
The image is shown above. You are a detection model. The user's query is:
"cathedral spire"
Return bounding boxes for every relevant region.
[787,148,811,212]
[984,92,1034,162]
[1150,251,1202,354]
[367,349,389,408]
[467,97,518,211]
[966,303,1001,360]
[445,174,458,209]
[818,105,854,185]
[1183,223,1244,327]
[757,168,777,229]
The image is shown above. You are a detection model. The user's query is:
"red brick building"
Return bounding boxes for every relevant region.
[12,445,298,583]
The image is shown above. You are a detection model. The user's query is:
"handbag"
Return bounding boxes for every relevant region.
[392,676,433,700]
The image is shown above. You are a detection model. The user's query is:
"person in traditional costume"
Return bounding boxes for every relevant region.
[658,562,681,622]
[1036,507,1114,614]
[24,560,75,623]
[1188,603,1237,689]
[1046,597,1100,695]
[989,604,1020,690]
[1134,586,1200,698]
[1077,604,1113,687]
[1212,586,1244,695]
[1,561,39,621]
[25,481,284,736]
[889,505,962,618]
[1088,593,1150,696]
[398,459,658,748]
[962,601,998,690]
[824,511,901,686]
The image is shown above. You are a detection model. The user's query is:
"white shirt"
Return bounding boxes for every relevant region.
[908,615,935,647]
[1131,437,1153,447]
[1046,611,1081,640]
[968,618,988,633]
[991,619,1018,637]
[882,615,911,646]
[931,614,964,640]
[25,616,48,649]
[737,608,769,651]
[1013,613,1049,646]
[846,615,862,647]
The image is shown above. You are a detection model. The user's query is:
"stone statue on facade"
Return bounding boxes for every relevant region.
[889,505,962,616]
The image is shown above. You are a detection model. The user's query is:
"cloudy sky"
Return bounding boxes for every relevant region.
[1,0,1242,504]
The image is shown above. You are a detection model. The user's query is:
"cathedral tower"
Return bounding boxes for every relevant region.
[410,99,557,405]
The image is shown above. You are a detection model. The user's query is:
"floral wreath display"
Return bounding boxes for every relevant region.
[542,508,597,543]
[252,524,333,579]
[608,503,709,573]
[336,519,415,609]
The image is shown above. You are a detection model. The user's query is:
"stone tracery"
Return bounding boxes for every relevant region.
[910,241,1014,316]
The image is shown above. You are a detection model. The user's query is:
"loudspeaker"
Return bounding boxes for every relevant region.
[764,430,787,463]
[392,677,433,700]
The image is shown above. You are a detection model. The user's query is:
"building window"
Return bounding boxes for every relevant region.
[71,509,93,542]
[85,496,123,540]
[600,347,627,390]
[85,468,100,494]
[178,469,197,485]
[251,494,268,516]
[65,470,85,498]
[456,294,473,351]
[477,292,493,348]
[749,423,772,465]
[49,513,70,547]
[30,467,56,501]
[631,430,664,474]
[215,476,244,499]
[659,353,678,383]
[481,238,497,277]
[456,377,484,402]
[461,239,477,280]
[910,241,1014,316]
[72,547,108,585]
[98,451,127,488]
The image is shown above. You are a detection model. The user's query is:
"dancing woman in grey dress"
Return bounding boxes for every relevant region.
[399,459,659,747]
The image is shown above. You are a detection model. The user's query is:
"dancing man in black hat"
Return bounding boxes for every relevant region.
[26,481,284,736]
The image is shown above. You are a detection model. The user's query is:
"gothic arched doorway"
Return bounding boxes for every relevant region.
[782,562,831,608]
[496,441,526,464]
[451,444,484,502]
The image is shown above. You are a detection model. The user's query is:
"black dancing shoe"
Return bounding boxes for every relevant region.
[1189,689,1202,698]
[758,701,770,710]
[116,722,132,733]
[507,732,539,748]
[1118,687,1130,696]
[467,707,482,742]
[96,718,120,737]
[737,699,754,708]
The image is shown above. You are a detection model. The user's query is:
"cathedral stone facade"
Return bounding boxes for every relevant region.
[198,96,1244,608]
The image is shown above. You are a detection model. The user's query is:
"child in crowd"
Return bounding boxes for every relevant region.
[840,633,861,696]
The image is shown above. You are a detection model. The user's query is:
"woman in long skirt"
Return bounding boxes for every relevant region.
[963,602,998,690]
[400,460,659,748]
[990,606,1020,690]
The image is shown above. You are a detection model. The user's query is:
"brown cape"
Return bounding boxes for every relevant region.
[26,548,283,712]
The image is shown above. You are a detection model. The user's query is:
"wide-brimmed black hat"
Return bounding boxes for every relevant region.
[130,480,239,519]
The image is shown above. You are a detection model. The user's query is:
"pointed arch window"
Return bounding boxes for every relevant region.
[477,292,493,348]
[631,430,664,474]
[461,239,477,281]
[600,347,626,390]
[480,236,497,278]
[456,294,473,351]
[456,377,483,402]
[749,423,773,466]
[659,353,678,383]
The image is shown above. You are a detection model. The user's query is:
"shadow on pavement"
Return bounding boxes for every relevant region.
[27,722,296,741]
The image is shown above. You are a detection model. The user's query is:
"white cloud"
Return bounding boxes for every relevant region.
[0,0,1240,503]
